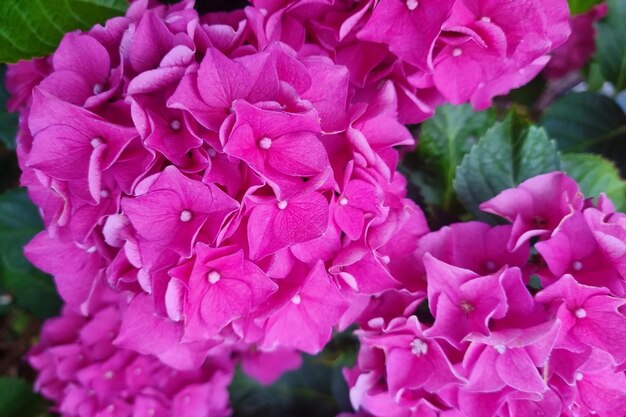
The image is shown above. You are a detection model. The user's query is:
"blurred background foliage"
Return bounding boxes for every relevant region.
[0,0,625,416]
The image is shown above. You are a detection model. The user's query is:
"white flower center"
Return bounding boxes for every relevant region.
[380,255,391,264]
[494,345,506,354]
[291,294,302,305]
[179,210,193,222]
[406,0,418,10]
[575,308,587,319]
[258,137,273,150]
[481,16,491,23]
[170,119,182,130]
[452,48,463,57]
[104,371,114,379]
[339,197,349,206]
[575,372,583,381]
[572,261,583,271]
[100,189,110,198]
[460,300,474,313]
[207,270,221,284]
[91,137,104,148]
[410,338,428,356]
[93,83,103,95]
[277,200,288,210]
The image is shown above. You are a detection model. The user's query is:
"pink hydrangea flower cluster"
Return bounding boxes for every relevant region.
[346,172,626,417]
[545,3,607,79]
[29,288,233,417]
[5,0,574,414]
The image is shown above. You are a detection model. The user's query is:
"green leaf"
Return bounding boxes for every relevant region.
[0,377,46,417]
[540,92,626,152]
[230,357,343,417]
[454,114,561,221]
[0,264,61,318]
[0,65,18,150]
[562,153,626,211]
[0,0,128,63]
[0,189,61,318]
[506,74,546,107]
[0,189,43,270]
[230,331,357,417]
[595,0,626,91]
[568,0,602,14]
[411,104,495,212]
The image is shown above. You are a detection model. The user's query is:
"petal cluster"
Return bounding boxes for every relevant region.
[346,172,626,417]
[29,289,234,417]
[5,0,573,415]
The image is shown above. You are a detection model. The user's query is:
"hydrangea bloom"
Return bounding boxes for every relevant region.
[346,172,626,417]
[6,0,575,415]
[29,288,234,417]
[544,3,607,79]
[16,0,433,365]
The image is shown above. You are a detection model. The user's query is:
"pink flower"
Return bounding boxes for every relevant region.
[167,243,277,341]
[169,46,281,132]
[9,1,577,408]
[38,33,119,108]
[121,166,239,258]
[29,289,233,417]
[545,4,607,79]
[363,316,465,397]
[257,261,350,354]
[247,190,330,260]
[480,172,584,250]
[423,255,513,349]
[357,0,455,71]
[536,210,626,295]
[536,274,626,365]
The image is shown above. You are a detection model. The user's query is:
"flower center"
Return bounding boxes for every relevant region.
[575,308,587,318]
[179,210,193,222]
[571,261,583,271]
[410,338,428,356]
[339,197,349,206]
[406,0,418,10]
[291,294,302,305]
[485,260,496,271]
[452,48,463,57]
[494,345,506,354]
[93,83,103,95]
[207,270,221,284]
[277,200,288,210]
[575,372,583,381]
[91,137,104,148]
[460,300,474,313]
[480,16,491,23]
[258,137,273,150]
[100,189,110,198]
[170,119,182,131]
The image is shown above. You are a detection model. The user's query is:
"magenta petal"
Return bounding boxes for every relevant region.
[496,348,546,393]
[248,192,329,260]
